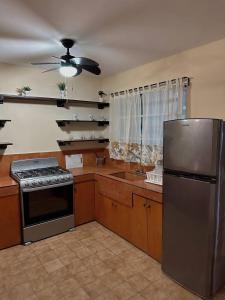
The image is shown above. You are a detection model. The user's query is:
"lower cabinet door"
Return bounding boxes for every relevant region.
[0,193,21,249]
[111,201,130,240]
[95,193,130,239]
[95,193,114,229]
[147,200,162,262]
[74,180,95,226]
[129,194,148,252]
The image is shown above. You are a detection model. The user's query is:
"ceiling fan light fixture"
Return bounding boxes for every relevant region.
[59,65,77,77]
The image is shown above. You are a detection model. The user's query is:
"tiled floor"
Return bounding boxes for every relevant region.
[0,222,225,300]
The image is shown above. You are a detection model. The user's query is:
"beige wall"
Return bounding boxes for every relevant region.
[101,38,225,119]
[0,63,108,154]
[1,37,225,154]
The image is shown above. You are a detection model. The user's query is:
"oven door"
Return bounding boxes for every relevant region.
[22,183,74,227]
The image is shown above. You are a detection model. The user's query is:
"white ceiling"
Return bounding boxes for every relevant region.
[0,0,225,75]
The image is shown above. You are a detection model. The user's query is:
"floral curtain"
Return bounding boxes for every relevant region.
[109,78,189,165]
[109,92,142,162]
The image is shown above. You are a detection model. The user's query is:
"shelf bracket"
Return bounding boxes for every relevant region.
[97,103,109,109]
[98,121,109,126]
[98,139,109,143]
[0,95,4,104]
[57,99,66,107]
[58,141,71,146]
[0,143,13,150]
[57,121,67,127]
[0,121,6,127]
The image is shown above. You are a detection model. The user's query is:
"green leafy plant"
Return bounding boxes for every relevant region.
[57,82,66,91]
[23,86,32,92]
[16,86,32,96]
[98,91,106,96]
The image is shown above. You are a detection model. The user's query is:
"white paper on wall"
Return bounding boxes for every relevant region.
[65,154,83,169]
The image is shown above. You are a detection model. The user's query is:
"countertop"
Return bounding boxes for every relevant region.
[0,166,162,194]
[0,176,18,188]
[70,166,162,194]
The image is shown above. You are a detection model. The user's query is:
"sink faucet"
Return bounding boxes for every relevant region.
[127,150,145,176]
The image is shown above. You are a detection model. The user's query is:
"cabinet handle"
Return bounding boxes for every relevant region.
[143,199,147,207]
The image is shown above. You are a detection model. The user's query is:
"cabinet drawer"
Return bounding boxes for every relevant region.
[0,186,19,197]
[95,175,132,207]
[134,189,162,203]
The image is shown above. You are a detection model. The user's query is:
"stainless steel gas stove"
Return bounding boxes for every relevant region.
[11,157,75,245]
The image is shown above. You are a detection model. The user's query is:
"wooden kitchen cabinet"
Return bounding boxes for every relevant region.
[95,193,130,239]
[131,194,162,262]
[95,175,133,207]
[0,187,21,250]
[129,194,148,252]
[147,198,162,262]
[95,193,113,228]
[74,180,95,225]
[95,175,162,262]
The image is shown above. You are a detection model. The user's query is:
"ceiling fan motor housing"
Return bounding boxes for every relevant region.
[61,39,76,49]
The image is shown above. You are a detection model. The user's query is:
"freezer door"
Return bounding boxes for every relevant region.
[163,119,221,177]
[162,173,217,298]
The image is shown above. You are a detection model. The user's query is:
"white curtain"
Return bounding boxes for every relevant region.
[141,79,187,165]
[109,92,142,162]
[109,79,188,165]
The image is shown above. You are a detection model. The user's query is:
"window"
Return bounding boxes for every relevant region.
[109,78,189,165]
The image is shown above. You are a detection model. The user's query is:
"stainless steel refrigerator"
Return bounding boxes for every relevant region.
[162,118,225,299]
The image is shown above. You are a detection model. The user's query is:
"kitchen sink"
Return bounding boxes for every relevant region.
[110,171,145,182]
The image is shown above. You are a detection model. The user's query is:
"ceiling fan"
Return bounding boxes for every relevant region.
[31,38,101,77]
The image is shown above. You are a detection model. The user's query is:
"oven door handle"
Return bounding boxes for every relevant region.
[22,180,74,192]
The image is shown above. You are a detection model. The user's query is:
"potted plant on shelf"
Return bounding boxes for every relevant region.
[98,91,107,102]
[16,86,32,96]
[57,82,67,99]
[23,86,32,96]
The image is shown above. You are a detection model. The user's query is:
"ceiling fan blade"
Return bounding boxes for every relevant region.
[42,67,60,73]
[52,56,66,62]
[82,65,101,75]
[72,57,99,66]
[74,68,82,77]
[31,62,60,65]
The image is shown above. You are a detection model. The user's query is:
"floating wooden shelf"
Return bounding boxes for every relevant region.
[56,120,109,127]
[0,120,11,128]
[0,143,13,149]
[57,138,109,146]
[0,94,110,109]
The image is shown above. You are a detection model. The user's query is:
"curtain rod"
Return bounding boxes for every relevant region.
[110,76,190,97]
